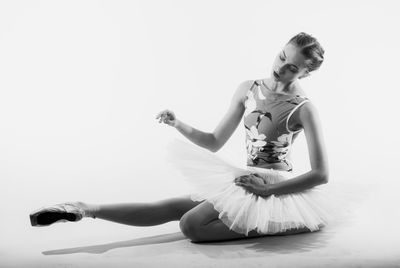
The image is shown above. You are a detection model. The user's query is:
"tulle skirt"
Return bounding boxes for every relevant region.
[164,138,338,236]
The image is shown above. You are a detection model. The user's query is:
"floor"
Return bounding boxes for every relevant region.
[2,166,400,268]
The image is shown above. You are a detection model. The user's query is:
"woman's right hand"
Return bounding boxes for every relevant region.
[234,174,271,197]
[155,109,178,127]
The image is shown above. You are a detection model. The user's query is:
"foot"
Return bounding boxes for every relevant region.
[29,202,95,227]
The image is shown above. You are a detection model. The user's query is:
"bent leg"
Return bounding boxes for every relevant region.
[180,201,263,242]
[197,218,313,242]
[94,194,203,226]
[180,201,313,243]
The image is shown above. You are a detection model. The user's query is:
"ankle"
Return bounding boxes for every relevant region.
[74,202,99,219]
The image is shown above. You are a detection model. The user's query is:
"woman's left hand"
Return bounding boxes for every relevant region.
[234,174,272,197]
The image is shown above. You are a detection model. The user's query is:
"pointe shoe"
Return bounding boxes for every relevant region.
[30,202,86,227]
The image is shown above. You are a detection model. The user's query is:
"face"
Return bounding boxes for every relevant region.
[271,43,310,83]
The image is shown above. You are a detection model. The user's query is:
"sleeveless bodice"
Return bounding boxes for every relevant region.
[243,79,309,171]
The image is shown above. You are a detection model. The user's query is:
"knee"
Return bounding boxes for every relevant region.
[179,214,203,243]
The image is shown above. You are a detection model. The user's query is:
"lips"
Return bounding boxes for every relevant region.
[273,71,280,79]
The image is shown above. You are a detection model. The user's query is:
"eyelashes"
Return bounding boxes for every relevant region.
[278,54,298,73]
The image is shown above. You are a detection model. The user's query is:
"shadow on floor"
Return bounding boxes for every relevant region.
[42,232,187,255]
[42,225,341,257]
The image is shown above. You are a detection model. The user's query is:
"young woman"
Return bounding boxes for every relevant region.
[30,32,331,243]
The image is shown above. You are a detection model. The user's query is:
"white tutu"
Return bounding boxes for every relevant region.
[164,138,342,236]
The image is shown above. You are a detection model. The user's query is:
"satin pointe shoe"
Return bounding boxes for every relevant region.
[30,202,86,227]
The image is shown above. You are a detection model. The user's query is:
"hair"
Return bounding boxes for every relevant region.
[287,32,325,73]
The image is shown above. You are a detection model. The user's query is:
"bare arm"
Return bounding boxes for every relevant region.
[267,102,329,196]
[210,80,252,151]
[173,80,252,152]
[173,120,215,151]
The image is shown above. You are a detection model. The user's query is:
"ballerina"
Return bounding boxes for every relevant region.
[30,32,330,243]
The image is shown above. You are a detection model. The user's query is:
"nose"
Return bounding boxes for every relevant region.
[275,67,284,76]
[277,65,289,75]
[275,62,283,75]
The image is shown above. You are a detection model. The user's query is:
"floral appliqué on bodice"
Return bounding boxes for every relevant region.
[243,80,309,171]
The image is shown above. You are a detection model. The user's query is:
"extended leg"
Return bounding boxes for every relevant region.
[30,195,202,227]
[93,195,202,226]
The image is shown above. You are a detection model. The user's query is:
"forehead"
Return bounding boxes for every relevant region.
[282,43,310,69]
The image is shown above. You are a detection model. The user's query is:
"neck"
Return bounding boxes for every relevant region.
[265,78,300,95]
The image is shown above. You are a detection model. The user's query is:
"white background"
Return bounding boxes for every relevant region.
[1,1,399,267]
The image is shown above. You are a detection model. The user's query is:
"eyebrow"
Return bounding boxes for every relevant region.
[282,50,299,70]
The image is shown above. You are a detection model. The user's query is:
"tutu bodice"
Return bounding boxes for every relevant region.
[244,79,309,171]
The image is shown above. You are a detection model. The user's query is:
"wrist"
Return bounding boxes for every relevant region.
[173,119,181,128]
[263,184,275,197]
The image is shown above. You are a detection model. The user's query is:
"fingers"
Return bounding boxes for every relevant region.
[155,109,171,120]
[234,174,257,183]
[234,180,245,185]
[155,109,175,124]
[234,175,247,183]
[252,173,263,178]
[155,110,164,119]
[234,174,260,192]
[235,181,247,188]
[235,176,251,187]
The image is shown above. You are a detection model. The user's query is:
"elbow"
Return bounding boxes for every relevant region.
[316,170,329,184]
[209,144,221,153]
[209,147,218,153]
[312,169,329,185]
[208,133,221,153]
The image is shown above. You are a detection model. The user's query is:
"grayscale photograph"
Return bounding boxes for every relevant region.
[1,0,399,267]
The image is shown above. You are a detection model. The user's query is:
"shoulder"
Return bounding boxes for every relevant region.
[298,99,317,117]
[297,100,321,128]
[234,80,255,105]
[287,98,318,132]
[237,80,255,93]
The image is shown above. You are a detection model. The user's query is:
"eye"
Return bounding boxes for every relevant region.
[279,55,285,61]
